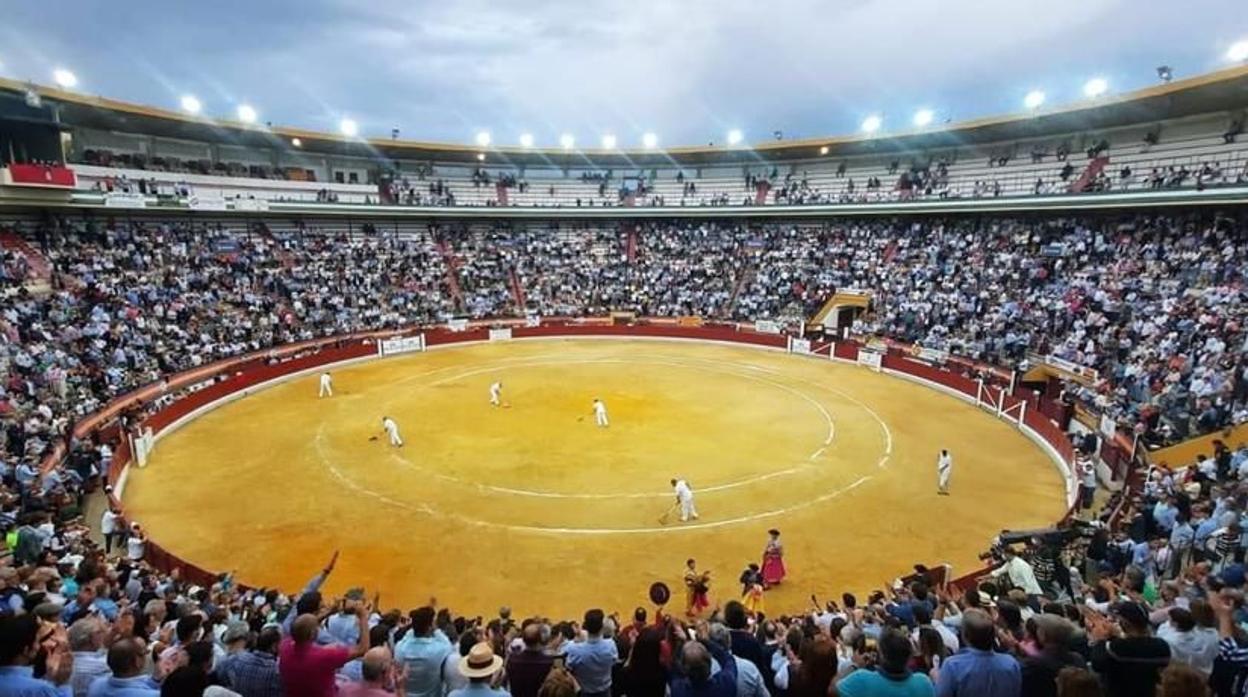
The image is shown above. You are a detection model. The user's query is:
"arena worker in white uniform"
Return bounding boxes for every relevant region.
[592,398,609,427]
[671,478,699,521]
[381,416,403,447]
[319,372,333,398]
[490,381,503,406]
[937,449,953,495]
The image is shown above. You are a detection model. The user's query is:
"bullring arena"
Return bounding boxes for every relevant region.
[120,327,1067,617]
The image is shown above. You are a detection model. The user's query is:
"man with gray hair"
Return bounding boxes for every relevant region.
[669,626,737,697]
[708,623,768,697]
[69,616,110,697]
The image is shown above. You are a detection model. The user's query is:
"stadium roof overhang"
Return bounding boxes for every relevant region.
[2,64,1247,168]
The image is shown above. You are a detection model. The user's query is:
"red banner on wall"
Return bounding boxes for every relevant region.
[4,163,77,188]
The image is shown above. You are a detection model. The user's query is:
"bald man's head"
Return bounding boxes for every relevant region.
[361,647,393,683]
[291,614,320,644]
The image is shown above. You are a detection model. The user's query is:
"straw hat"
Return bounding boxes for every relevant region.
[459,642,503,679]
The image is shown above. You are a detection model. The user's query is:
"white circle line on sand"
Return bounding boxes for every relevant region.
[369,354,841,498]
[316,423,875,534]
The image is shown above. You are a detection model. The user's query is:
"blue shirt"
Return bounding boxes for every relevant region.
[394,630,453,697]
[85,674,159,697]
[565,636,619,694]
[1196,518,1219,547]
[934,648,1020,697]
[0,666,71,697]
[326,612,361,646]
[838,669,935,697]
[448,684,510,697]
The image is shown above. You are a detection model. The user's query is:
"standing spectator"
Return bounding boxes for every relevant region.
[216,627,282,697]
[669,632,737,697]
[446,643,507,697]
[505,625,554,697]
[394,606,453,697]
[707,624,767,697]
[565,610,618,697]
[1087,602,1170,697]
[341,647,405,697]
[833,628,934,696]
[0,614,73,695]
[278,608,369,697]
[68,617,110,697]
[88,638,159,696]
[1020,615,1085,697]
[935,609,1021,697]
[617,628,667,697]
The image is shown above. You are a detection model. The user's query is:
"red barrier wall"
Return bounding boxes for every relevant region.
[83,321,1075,593]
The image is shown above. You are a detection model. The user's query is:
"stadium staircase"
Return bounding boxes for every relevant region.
[508,268,527,314]
[724,261,755,318]
[0,230,52,288]
[495,183,509,206]
[1069,155,1110,193]
[754,180,771,205]
[434,238,466,309]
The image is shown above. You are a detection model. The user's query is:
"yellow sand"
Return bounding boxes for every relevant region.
[124,339,1065,618]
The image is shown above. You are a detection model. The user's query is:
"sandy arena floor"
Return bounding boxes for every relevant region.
[123,339,1066,618]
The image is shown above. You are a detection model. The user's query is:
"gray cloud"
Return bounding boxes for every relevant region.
[0,0,1242,146]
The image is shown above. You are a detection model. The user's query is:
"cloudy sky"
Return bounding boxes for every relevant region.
[1,1,1243,147]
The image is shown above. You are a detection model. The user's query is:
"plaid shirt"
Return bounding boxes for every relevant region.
[218,650,282,697]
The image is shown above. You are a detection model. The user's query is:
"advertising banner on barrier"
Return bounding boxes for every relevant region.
[912,346,949,364]
[489,328,512,342]
[755,320,782,334]
[525,315,541,328]
[788,337,812,355]
[858,349,883,372]
[447,319,469,332]
[232,198,270,212]
[379,334,425,356]
[188,192,228,211]
[104,192,147,208]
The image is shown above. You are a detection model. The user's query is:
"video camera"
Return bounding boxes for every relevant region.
[978,519,1099,562]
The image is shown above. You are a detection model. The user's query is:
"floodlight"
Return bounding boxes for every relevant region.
[913,109,934,127]
[180,95,202,114]
[601,134,617,149]
[339,118,358,137]
[559,133,575,149]
[1024,90,1046,110]
[291,138,302,147]
[475,131,491,147]
[860,115,882,133]
[53,69,78,89]
[1229,40,1248,63]
[476,153,486,161]
[726,129,744,145]
[519,133,534,148]
[819,146,829,155]
[1083,77,1108,98]
[642,132,658,149]
[237,104,257,123]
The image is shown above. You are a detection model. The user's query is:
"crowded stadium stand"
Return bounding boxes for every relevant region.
[1,60,1248,697]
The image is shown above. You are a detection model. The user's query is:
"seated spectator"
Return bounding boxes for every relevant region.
[935,608,1021,696]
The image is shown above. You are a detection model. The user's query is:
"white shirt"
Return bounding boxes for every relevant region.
[127,535,145,560]
[490,382,501,397]
[991,556,1043,595]
[593,401,607,415]
[320,373,332,386]
[383,418,399,433]
[674,480,693,502]
[938,453,952,472]
[101,510,120,535]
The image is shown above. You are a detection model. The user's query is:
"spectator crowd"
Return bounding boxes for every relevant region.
[0,209,1247,695]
